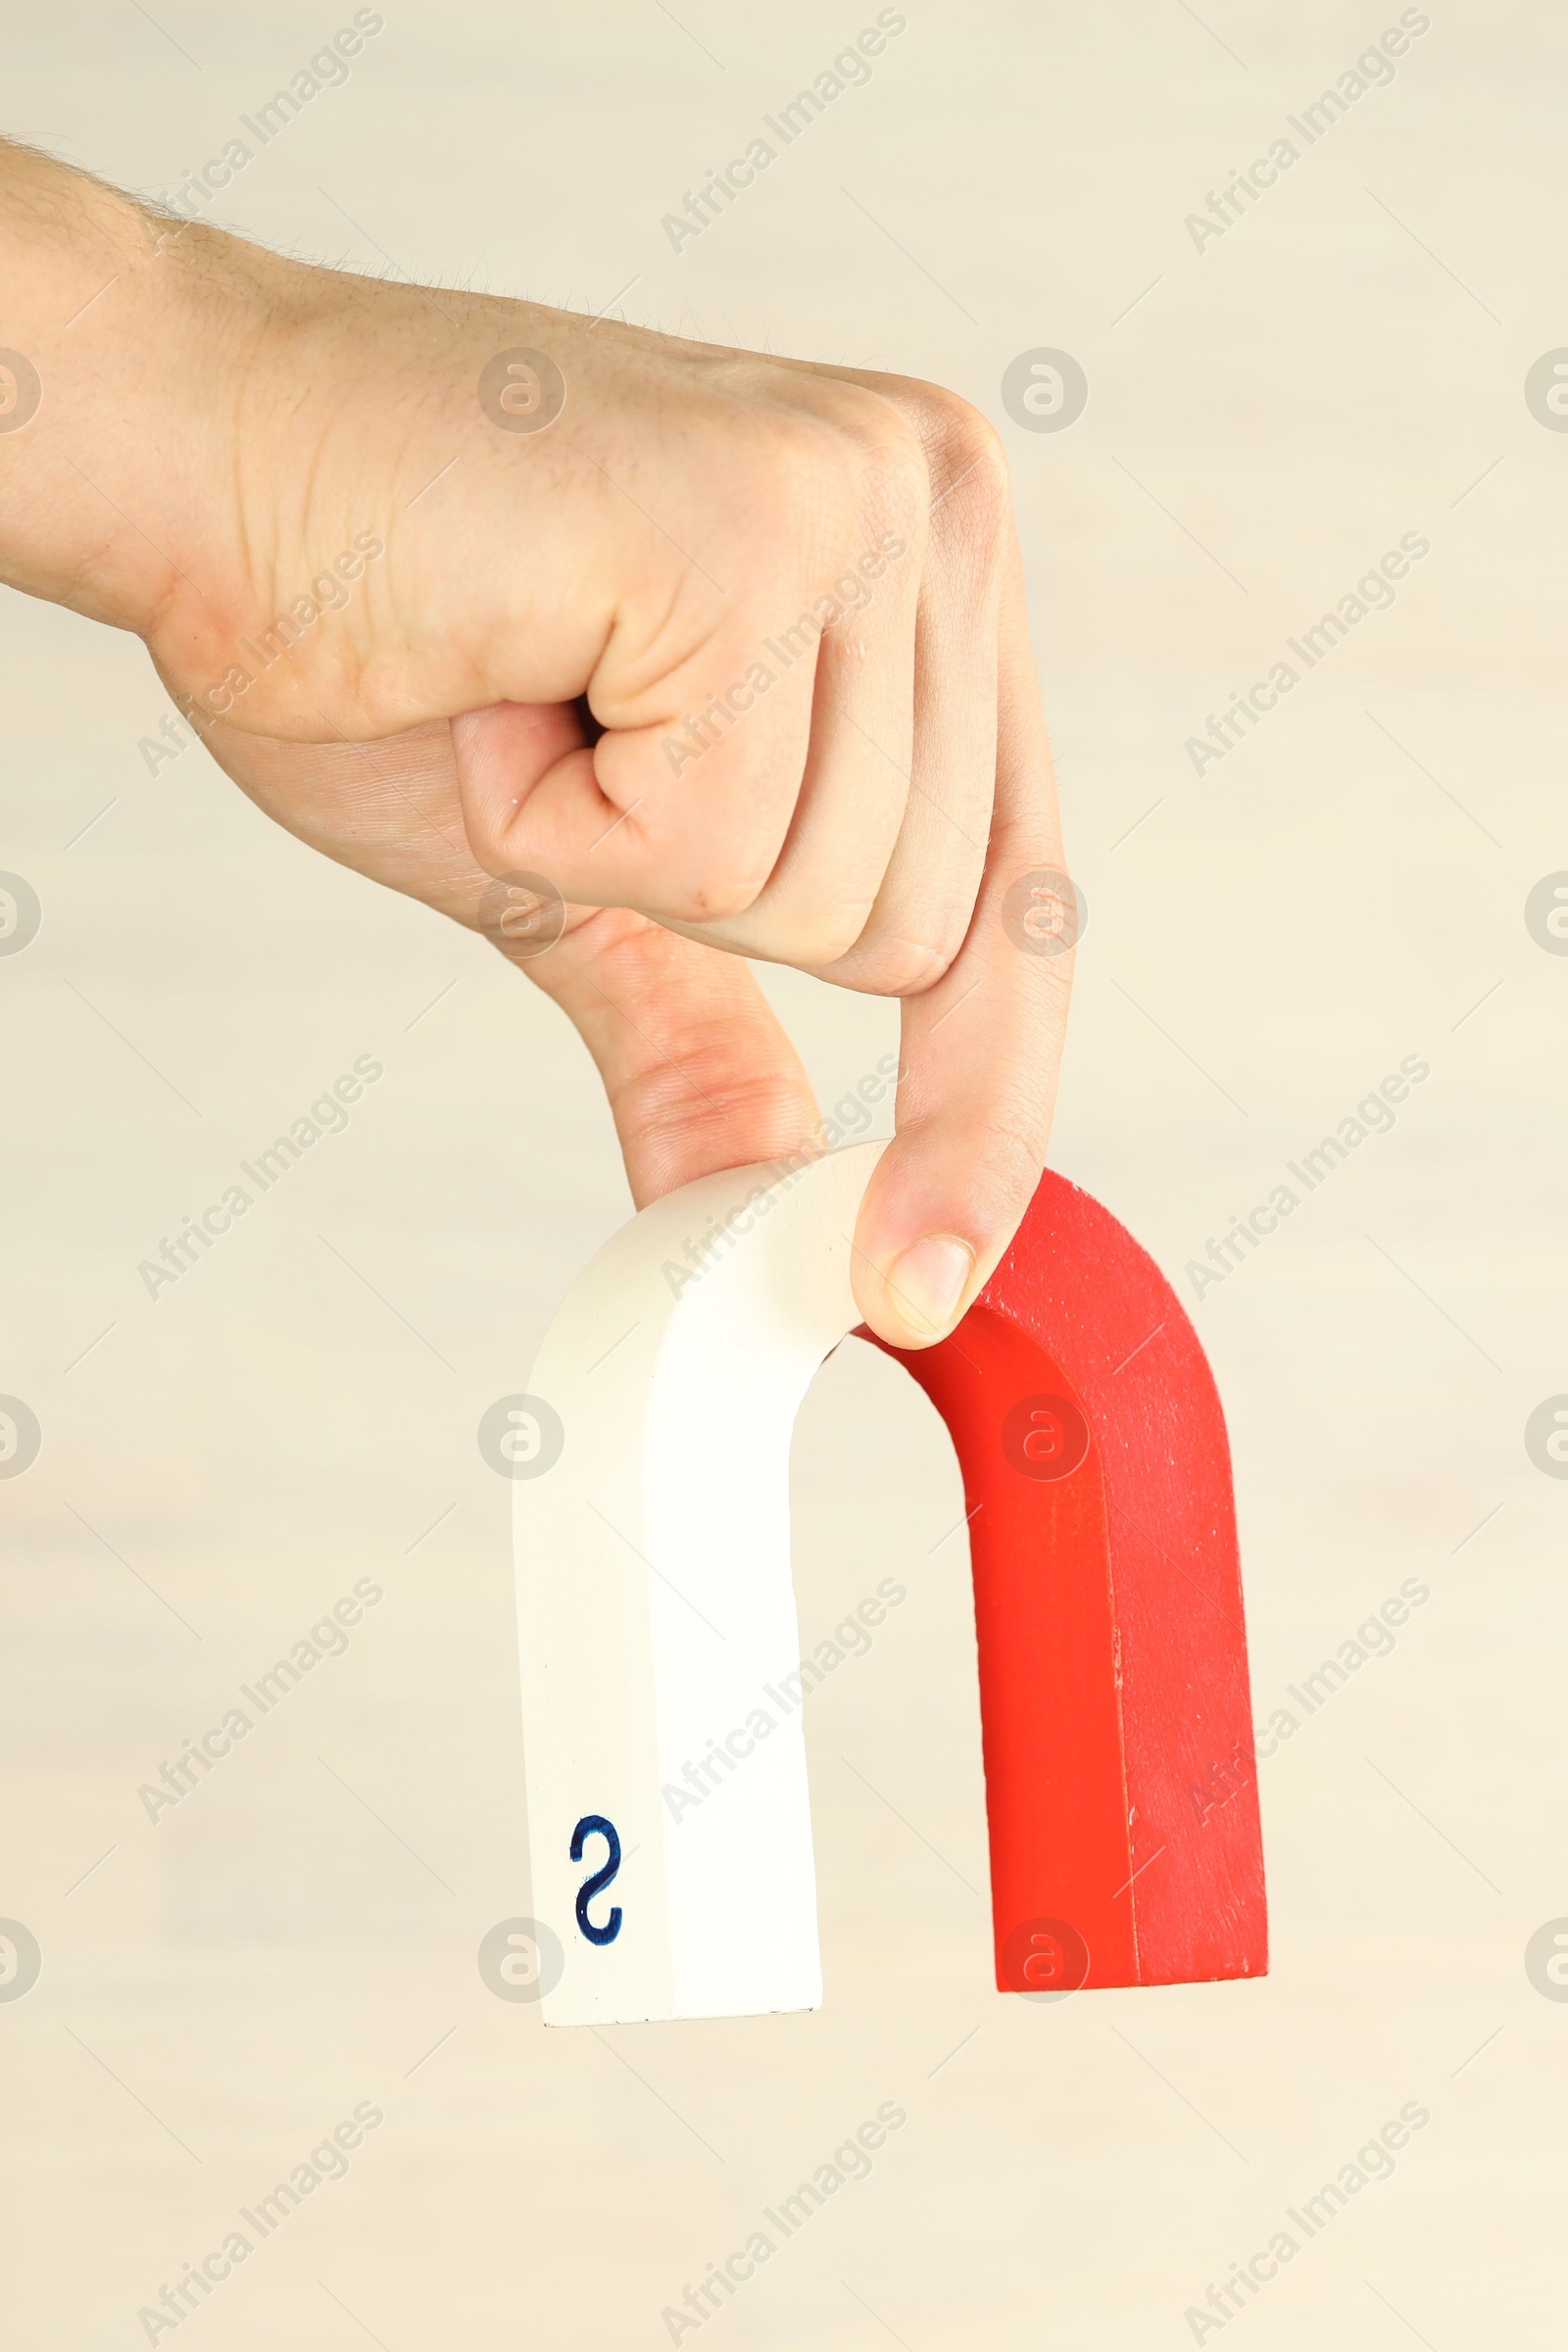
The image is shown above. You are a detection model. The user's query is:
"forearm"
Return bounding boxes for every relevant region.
[0,138,259,636]
[0,135,612,734]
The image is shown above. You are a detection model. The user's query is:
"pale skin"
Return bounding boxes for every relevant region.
[0,138,1072,1346]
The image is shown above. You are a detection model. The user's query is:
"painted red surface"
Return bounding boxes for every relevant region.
[865,1169,1267,1993]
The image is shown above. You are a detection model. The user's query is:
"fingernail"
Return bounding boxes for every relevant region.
[886,1234,975,1339]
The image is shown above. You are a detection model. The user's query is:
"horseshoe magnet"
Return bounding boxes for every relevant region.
[512,1142,1266,2024]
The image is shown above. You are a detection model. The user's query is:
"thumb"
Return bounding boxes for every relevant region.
[449,698,824,1201]
[523,904,822,1209]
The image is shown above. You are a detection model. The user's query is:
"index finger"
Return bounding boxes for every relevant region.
[850,524,1073,1346]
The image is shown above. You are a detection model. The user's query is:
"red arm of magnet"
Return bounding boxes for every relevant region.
[864,1168,1267,1992]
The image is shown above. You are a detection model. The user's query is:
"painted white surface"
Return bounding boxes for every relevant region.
[515,1144,885,2023]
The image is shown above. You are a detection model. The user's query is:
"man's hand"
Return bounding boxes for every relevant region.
[0,139,1073,1345]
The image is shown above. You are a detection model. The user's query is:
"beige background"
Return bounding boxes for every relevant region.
[3,3,1565,2345]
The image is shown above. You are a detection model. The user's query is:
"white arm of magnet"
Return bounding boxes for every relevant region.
[512,1140,885,2025]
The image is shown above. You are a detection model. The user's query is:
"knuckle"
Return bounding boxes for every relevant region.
[626,805,770,925]
[900,1101,1047,1229]
[931,402,1012,532]
[855,934,958,996]
[882,378,1012,537]
[746,409,866,553]
[760,413,837,513]
[975,1109,1054,1217]
[841,375,1015,577]
[775,383,930,553]
[799,906,876,967]
[851,400,931,517]
[808,906,970,993]
[616,1056,808,1174]
[666,870,765,925]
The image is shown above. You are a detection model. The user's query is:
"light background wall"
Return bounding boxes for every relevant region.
[1,3,1564,2346]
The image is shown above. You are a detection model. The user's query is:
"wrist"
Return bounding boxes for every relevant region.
[0,142,266,641]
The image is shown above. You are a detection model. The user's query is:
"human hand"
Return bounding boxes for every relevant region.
[1,141,1073,1345]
